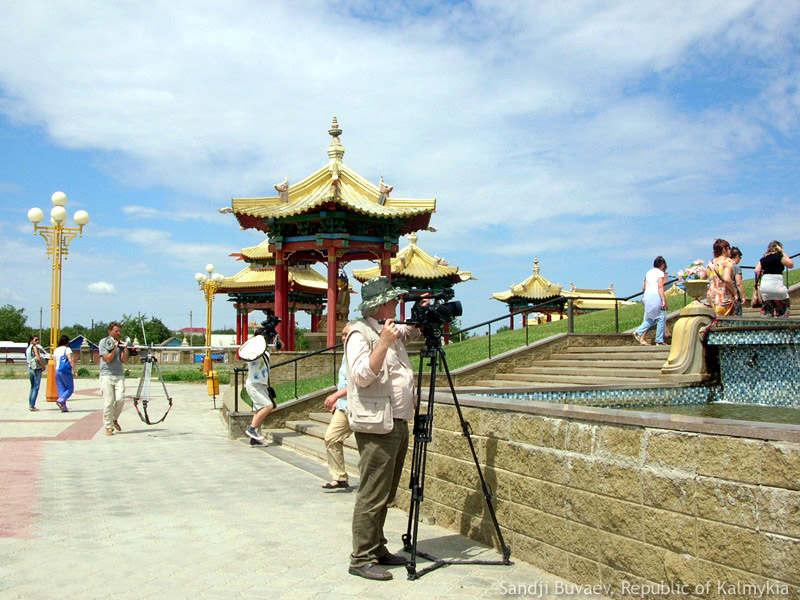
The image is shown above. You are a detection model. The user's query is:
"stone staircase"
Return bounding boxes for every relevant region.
[263,412,361,478]
[474,343,671,388]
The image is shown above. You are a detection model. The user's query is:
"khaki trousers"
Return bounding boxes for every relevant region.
[350,420,408,567]
[100,375,126,430]
[324,409,353,482]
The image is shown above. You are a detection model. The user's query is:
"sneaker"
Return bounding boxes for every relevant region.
[245,427,266,442]
[106,428,115,436]
[29,407,39,412]
[114,420,122,432]
[249,437,267,447]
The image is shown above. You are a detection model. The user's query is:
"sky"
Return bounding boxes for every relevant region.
[1,0,799,335]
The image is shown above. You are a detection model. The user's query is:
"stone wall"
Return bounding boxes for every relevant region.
[394,394,800,599]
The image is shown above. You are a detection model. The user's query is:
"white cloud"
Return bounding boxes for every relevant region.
[87,281,116,294]
[0,1,799,327]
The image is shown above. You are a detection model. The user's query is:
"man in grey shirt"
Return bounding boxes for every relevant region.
[99,321,130,436]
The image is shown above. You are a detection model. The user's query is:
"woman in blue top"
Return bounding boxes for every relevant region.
[52,334,75,412]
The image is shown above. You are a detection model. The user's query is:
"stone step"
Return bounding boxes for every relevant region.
[262,427,361,474]
[549,350,669,361]
[485,373,659,386]
[562,345,669,354]
[520,359,665,370]
[284,419,359,450]
[512,366,663,378]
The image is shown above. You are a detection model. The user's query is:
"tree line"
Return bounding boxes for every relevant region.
[0,304,177,346]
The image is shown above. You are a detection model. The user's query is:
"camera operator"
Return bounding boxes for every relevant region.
[243,315,282,446]
[345,276,422,581]
[99,321,130,436]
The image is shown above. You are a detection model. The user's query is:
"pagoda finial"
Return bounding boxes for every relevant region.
[408,232,418,245]
[327,116,345,183]
[533,256,540,276]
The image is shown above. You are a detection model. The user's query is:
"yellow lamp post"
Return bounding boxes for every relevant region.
[195,264,224,375]
[27,192,90,402]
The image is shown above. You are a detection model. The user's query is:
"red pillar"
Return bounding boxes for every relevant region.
[509,313,514,330]
[381,251,392,278]
[311,312,320,333]
[235,307,242,345]
[522,312,528,328]
[275,251,288,347]
[326,249,338,348]
[241,309,249,342]
[400,299,406,321]
[444,322,450,345]
[288,309,296,351]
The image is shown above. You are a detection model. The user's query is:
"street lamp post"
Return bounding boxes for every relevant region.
[195,264,224,375]
[27,192,90,402]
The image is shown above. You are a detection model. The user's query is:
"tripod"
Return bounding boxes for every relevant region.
[401,326,512,580]
[132,349,173,425]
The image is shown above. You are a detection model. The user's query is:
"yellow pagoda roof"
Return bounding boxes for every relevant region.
[223,117,436,228]
[239,240,273,261]
[562,284,632,310]
[491,257,562,302]
[352,233,475,283]
[218,263,328,292]
[665,283,683,297]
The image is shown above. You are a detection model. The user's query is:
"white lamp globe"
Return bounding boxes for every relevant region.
[74,210,90,226]
[51,206,67,223]
[27,207,44,224]
[205,263,215,273]
[212,272,224,282]
[195,273,207,283]
[51,191,68,206]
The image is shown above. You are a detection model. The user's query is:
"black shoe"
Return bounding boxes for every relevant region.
[377,552,408,566]
[249,437,267,446]
[348,563,392,581]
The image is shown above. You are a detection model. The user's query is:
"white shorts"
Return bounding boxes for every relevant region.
[245,380,275,410]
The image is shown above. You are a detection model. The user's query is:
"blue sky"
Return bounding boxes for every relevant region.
[1,1,799,333]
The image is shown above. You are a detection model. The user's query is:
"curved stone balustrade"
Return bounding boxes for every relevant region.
[660,301,715,382]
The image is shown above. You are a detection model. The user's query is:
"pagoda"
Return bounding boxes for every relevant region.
[490,257,566,329]
[221,117,436,346]
[216,240,328,350]
[353,233,474,340]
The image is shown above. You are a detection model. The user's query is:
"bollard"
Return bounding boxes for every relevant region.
[207,370,219,397]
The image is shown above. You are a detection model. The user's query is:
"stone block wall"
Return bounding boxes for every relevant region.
[394,395,800,599]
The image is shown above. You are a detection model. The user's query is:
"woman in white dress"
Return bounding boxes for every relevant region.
[633,256,669,345]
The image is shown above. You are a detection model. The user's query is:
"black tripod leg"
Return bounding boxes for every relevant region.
[437,348,512,564]
[403,349,437,577]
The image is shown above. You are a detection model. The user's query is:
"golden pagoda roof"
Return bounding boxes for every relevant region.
[352,233,475,283]
[239,240,273,261]
[223,117,436,230]
[491,257,562,302]
[665,283,683,297]
[218,263,328,292]
[562,284,632,310]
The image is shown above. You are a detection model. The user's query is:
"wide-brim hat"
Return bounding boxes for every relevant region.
[355,276,408,313]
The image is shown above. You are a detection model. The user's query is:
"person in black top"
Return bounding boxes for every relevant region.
[755,241,794,317]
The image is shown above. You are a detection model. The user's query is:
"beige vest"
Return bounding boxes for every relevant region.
[345,320,395,433]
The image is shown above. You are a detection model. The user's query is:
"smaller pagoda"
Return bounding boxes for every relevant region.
[353,233,474,342]
[562,283,629,312]
[491,257,565,329]
[217,240,328,350]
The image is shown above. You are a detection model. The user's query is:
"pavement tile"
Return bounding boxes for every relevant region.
[0,378,608,599]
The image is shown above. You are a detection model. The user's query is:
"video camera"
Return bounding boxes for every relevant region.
[403,289,462,328]
[254,315,282,348]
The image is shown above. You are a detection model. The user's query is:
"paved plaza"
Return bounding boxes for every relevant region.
[0,377,607,600]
